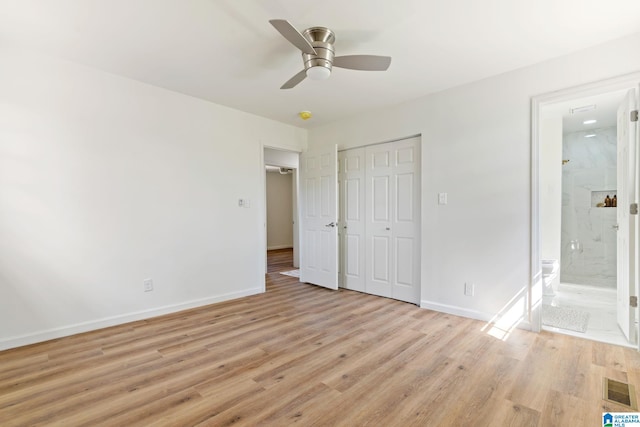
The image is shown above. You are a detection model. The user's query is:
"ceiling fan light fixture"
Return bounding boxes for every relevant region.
[270,20,391,89]
[306,66,331,80]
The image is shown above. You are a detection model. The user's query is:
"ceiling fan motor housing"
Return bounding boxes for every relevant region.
[302,27,335,72]
[269,19,392,89]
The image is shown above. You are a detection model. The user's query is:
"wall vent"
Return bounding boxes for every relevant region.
[570,104,596,114]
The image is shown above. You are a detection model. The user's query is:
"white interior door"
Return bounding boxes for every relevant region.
[365,143,394,298]
[634,85,640,349]
[616,88,637,341]
[365,137,421,303]
[391,138,421,303]
[299,145,338,289]
[338,148,366,292]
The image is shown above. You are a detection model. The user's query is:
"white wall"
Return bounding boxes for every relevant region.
[266,172,294,250]
[308,32,640,323]
[0,46,306,350]
[540,116,563,291]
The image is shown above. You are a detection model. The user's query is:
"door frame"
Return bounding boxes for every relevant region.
[530,72,640,348]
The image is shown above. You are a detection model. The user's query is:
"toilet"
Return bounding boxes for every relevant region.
[541,259,559,296]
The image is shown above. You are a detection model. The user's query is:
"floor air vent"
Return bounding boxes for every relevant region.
[603,378,637,409]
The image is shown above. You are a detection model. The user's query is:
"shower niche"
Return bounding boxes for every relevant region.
[591,190,617,208]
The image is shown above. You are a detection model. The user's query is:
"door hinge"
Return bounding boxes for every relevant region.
[631,203,639,215]
[632,110,639,122]
[631,296,638,308]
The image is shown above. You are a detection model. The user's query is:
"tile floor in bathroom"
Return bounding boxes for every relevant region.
[542,282,635,348]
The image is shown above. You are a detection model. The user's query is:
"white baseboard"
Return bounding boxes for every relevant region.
[0,288,263,351]
[420,300,493,322]
[267,244,293,250]
[420,300,532,331]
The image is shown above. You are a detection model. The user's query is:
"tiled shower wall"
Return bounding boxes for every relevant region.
[560,126,617,288]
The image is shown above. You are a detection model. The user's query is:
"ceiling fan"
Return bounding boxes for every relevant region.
[269,19,392,90]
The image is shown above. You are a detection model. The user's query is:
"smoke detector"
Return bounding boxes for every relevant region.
[299,111,312,120]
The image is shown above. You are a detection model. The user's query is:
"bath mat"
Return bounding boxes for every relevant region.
[280,269,300,278]
[542,305,590,333]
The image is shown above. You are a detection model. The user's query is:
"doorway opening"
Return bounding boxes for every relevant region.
[532,73,639,349]
[263,147,300,278]
[265,166,295,250]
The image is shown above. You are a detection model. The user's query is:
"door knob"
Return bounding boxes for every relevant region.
[613,224,619,230]
[325,222,336,228]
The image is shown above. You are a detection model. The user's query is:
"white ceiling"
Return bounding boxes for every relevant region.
[2,0,640,128]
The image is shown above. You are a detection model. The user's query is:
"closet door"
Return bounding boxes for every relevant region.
[338,148,366,292]
[365,138,420,303]
[390,138,421,303]
[365,144,394,298]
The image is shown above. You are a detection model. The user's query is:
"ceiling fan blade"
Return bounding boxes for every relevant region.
[280,70,307,89]
[333,55,392,71]
[269,19,317,55]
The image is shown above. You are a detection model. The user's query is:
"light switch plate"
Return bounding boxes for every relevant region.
[438,193,448,205]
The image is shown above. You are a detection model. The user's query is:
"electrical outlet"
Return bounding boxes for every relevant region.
[143,278,154,292]
[464,282,474,296]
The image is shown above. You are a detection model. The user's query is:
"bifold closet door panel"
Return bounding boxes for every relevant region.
[338,148,366,292]
[339,137,420,303]
[390,138,421,304]
[365,143,394,298]
[364,138,420,303]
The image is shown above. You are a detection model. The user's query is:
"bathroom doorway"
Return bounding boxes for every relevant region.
[533,74,639,348]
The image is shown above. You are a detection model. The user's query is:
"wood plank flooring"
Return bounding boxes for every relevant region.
[1,248,639,426]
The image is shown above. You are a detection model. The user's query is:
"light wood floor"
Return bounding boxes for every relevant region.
[1,248,639,426]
